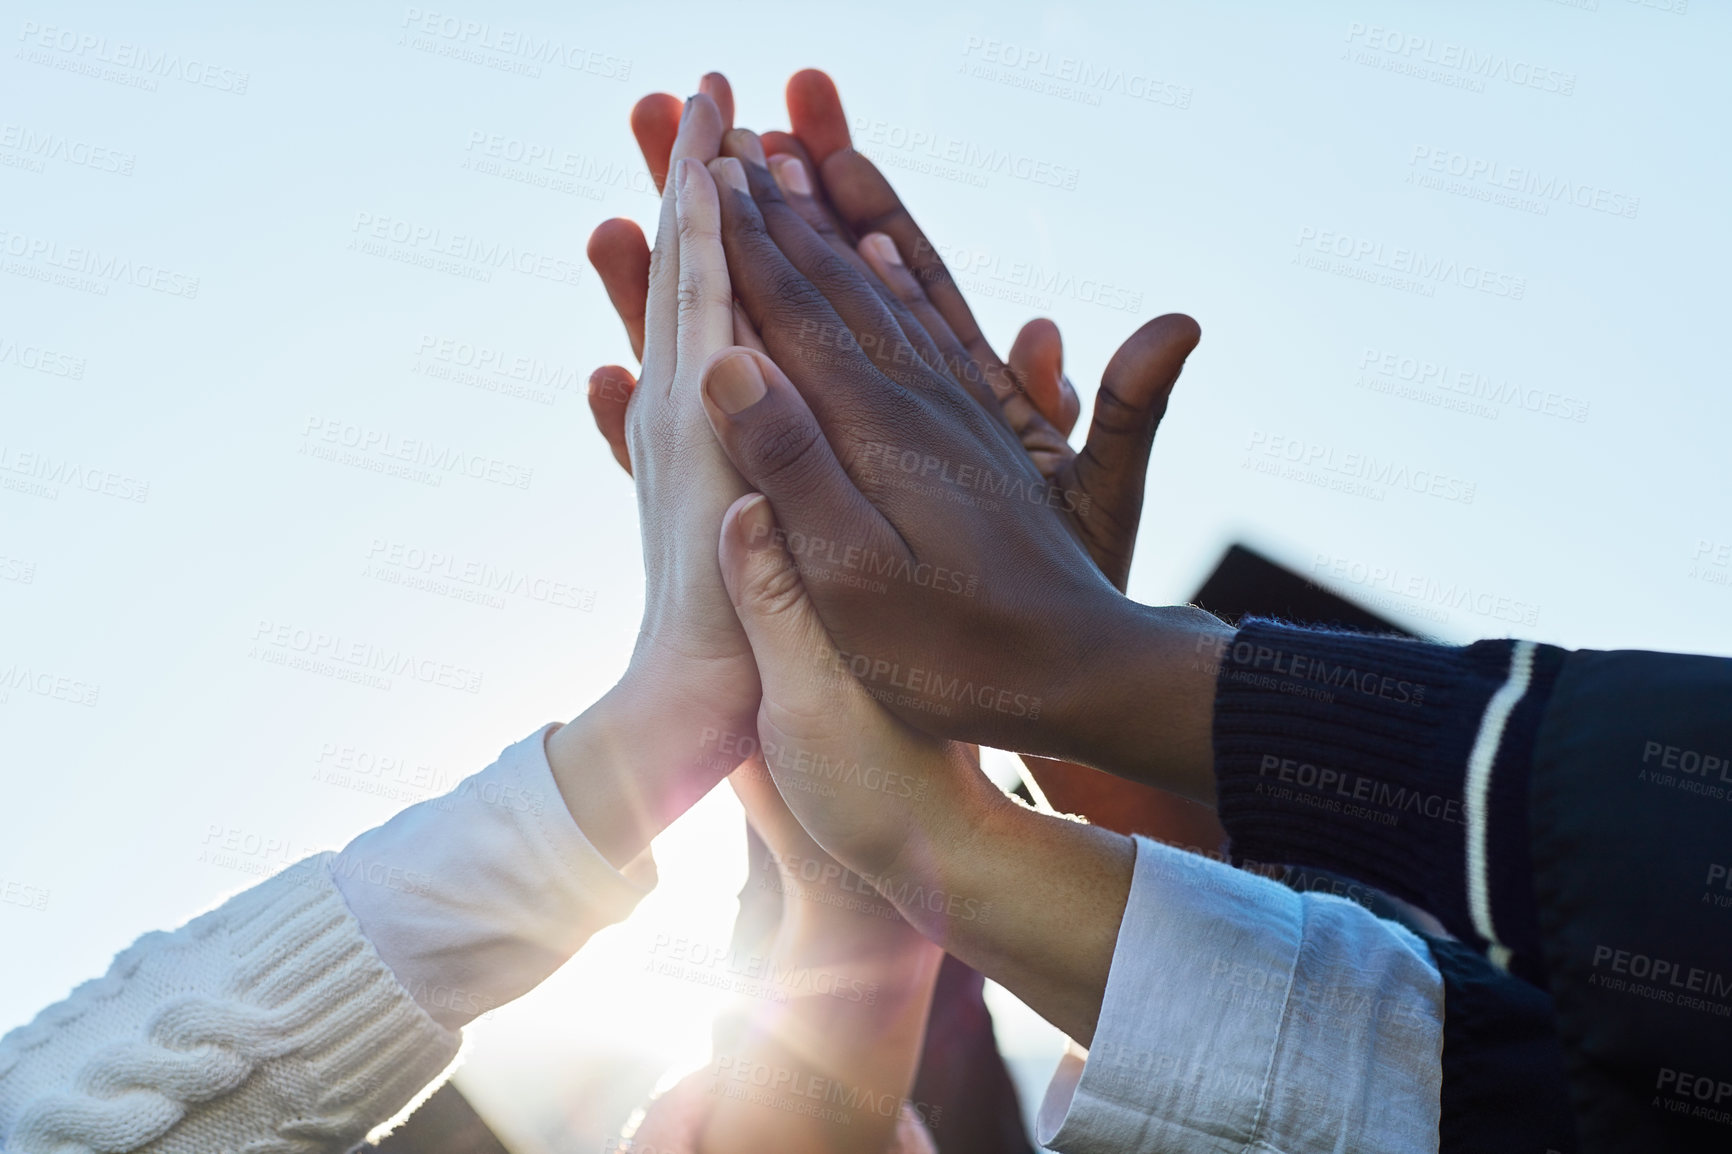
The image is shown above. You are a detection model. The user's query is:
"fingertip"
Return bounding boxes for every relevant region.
[709,155,749,194]
[699,71,735,131]
[701,345,771,416]
[769,153,813,198]
[786,68,851,160]
[723,127,768,168]
[586,217,647,267]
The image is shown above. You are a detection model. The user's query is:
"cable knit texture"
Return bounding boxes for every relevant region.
[0,855,461,1154]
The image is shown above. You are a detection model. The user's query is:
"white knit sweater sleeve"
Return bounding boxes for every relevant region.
[0,725,654,1153]
[0,856,459,1154]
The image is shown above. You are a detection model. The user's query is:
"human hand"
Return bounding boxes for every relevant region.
[588,71,1080,507]
[715,492,1134,1045]
[690,156,1227,798]
[544,94,762,866]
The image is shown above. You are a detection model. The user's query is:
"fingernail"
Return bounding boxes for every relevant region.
[740,494,777,551]
[674,158,697,210]
[706,351,766,413]
[771,155,812,197]
[863,232,902,268]
[713,156,749,194]
[729,129,768,168]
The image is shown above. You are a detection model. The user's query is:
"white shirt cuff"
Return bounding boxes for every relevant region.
[332,724,654,1028]
[1037,837,1443,1153]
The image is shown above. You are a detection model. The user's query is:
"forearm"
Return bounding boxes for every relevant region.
[699,874,942,1154]
[877,783,1134,1047]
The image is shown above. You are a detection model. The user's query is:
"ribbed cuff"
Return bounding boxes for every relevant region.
[1211,619,1564,961]
[0,855,459,1153]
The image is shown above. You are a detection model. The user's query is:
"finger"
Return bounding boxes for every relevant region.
[721,126,767,167]
[1009,318,1081,437]
[588,365,636,475]
[736,159,953,394]
[712,162,922,441]
[853,238,1068,473]
[1072,313,1202,579]
[672,157,733,385]
[629,92,683,194]
[586,218,651,363]
[815,147,1003,384]
[1082,313,1200,480]
[785,68,853,163]
[701,347,907,577]
[643,94,726,382]
[769,152,861,264]
[699,71,734,134]
[717,493,877,728]
[733,301,768,355]
[856,231,996,412]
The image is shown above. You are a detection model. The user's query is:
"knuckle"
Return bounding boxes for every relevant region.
[746,408,827,488]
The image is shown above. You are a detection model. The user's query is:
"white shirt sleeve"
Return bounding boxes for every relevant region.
[333,724,655,1029]
[1036,836,1443,1154]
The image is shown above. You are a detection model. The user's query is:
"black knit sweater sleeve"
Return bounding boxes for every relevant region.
[1209,618,1567,970]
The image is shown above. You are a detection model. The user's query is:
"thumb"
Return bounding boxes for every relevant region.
[717,493,870,730]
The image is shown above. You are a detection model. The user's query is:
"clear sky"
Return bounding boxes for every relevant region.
[4,1,1728,1149]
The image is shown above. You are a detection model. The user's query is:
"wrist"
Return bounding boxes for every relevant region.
[546,665,756,869]
[1053,599,1230,804]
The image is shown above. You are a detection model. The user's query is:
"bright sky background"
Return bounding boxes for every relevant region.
[4,1,1729,1150]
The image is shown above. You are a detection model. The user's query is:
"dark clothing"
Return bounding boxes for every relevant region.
[1215,621,1732,1152]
